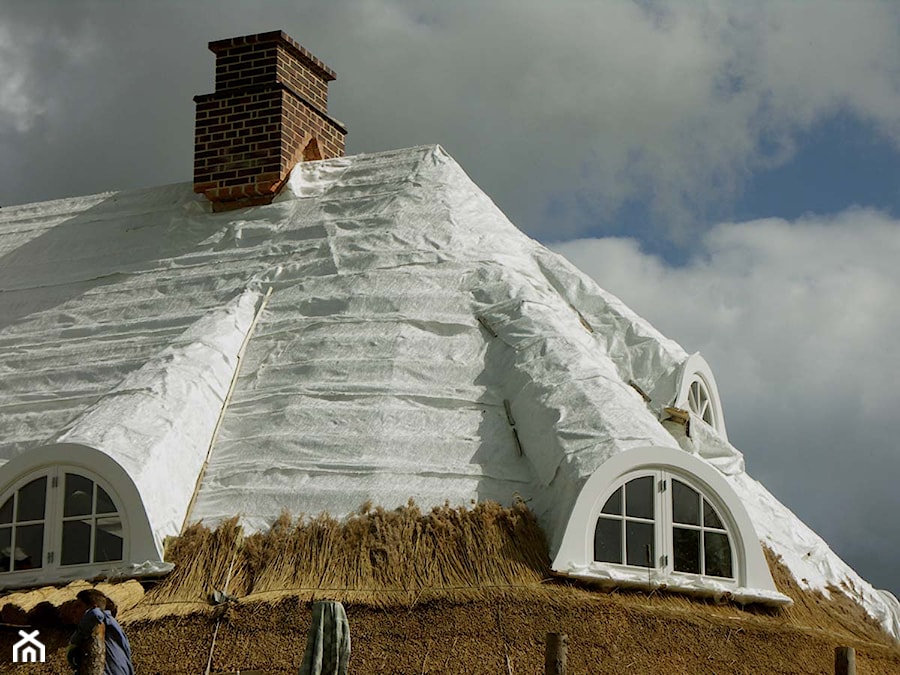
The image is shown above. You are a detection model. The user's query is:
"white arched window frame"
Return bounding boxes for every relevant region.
[552,446,789,606]
[674,353,727,440]
[0,465,129,585]
[0,443,161,590]
[592,468,737,584]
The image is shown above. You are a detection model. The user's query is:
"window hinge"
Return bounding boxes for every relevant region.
[658,479,667,492]
[660,554,668,566]
[47,551,55,564]
[51,476,59,489]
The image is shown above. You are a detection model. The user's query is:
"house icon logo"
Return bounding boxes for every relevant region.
[12,629,45,663]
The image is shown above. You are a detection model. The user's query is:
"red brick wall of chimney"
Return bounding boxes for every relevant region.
[193,31,346,211]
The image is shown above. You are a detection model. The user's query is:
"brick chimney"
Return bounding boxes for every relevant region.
[193,31,346,211]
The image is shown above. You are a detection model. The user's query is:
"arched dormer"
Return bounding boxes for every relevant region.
[674,353,728,440]
[0,443,160,589]
[552,446,789,606]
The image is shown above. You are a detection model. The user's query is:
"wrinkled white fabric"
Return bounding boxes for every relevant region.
[0,146,896,639]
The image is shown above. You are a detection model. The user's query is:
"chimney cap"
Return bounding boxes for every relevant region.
[207,30,337,82]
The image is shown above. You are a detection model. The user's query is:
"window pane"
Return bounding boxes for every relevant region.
[64,474,94,517]
[704,531,733,578]
[13,523,43,570]
[0,527,11,572]
[673,527,701,574]
[600,487,622,515]
[96,485,117,515]
[16,477,46,522]
[94,518,123,562]
[0,496,12,524]
[703,499,725,530]
[61,520,92,566]
[625,520,654,567]
[625,476,654,519]
[672,480,700,525]
[594,517,622,563]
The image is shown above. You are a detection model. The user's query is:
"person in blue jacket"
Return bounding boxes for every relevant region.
[67,588,135,675]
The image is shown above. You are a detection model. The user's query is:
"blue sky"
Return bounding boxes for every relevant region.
[555,110,900,264]
[736,112,900,221]
[1,0,899,604]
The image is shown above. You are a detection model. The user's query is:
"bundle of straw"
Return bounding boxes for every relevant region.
[123,517,244,622]
[241,499,551,606]
[124,500,552,621]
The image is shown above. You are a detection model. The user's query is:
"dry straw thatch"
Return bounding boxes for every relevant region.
[118,500,898,655]
[4,500,900,674]
[763,547,893,646]
[126,517,247,621]
[123,499,552,622]
[121,498,897,647]
[0,579,144,626]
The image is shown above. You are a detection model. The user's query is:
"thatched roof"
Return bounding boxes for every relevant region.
[2,143,897,637]
[2,503,898,674]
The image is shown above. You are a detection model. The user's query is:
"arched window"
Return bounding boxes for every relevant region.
[594,475,655,568]
[552,446,788,605]
[0,476,46,572]
[592,470,735,581]
[687,378,715,427]
[59,472,123,566]
[674,353,728,440]
[0,468,125,578]
[670,478,731,578]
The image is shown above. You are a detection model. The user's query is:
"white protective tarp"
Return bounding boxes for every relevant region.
[186,146,686,544]
[0,145,896,639]
[54,289,262,548]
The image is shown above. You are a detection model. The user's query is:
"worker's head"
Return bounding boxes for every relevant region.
[75,589,108,611]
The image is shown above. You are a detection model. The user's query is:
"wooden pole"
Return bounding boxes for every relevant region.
[545,632,568,675]
[81,620,106,675]
[834,646,856,675]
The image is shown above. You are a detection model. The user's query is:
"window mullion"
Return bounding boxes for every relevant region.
[88,484,98,564]
[47,467,62,568]
[9,489,17,571]
[660,470,672,573]
[699,498,708,576]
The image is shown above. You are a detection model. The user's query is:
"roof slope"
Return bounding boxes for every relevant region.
[188,146,684,536]
[0,146,685,541]
[0,145,897,637]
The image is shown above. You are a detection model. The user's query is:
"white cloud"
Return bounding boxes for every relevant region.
[0,25,44,133]
[334,0,900,237]
[0,16,97,135]
[553,209,900,418]
[551,208,900,588]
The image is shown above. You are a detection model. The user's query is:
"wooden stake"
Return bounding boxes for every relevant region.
[81,620,106,675]
[835,646,856,675]
[545,632,567,675]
